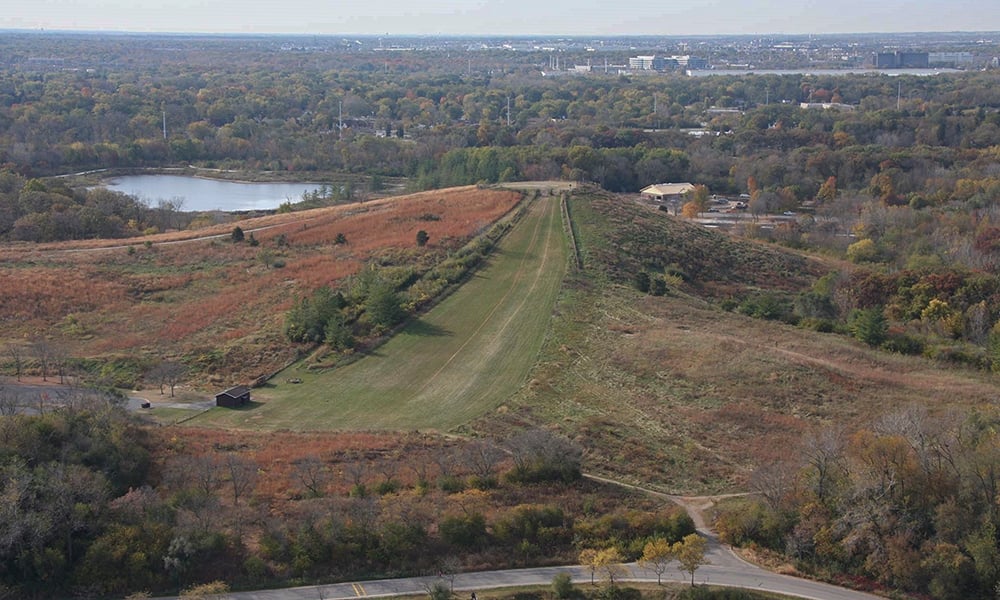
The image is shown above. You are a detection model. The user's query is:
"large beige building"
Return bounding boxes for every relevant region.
[640,182,695,201]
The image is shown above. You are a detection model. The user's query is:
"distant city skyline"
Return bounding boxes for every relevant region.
[2,0,997,36]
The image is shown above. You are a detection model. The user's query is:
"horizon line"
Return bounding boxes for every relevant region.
[2,27,999,39]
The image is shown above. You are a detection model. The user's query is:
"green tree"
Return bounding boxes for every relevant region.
[552,572,575,599]
[231,226,244,243]
[633,271,651,293]
[323,310,355,351]
[424,581,451,600]
[439,513,487,550]
[850,306,889,347]
[846,239,879,263]
[258,248,276,269]
[416,230,430,246]
[365,282,405,331]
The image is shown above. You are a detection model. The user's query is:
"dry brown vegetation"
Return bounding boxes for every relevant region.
[0,186,520,383]
[144,426,686,575]
[468,190,1000,494]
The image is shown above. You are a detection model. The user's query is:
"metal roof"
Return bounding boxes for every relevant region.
[640,183,695,196]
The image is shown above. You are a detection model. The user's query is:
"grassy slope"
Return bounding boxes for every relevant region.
[0,187,521,383]
[192,194,568,431]
[469,189,1000,494]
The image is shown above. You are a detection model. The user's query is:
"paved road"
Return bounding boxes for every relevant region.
[0,380,213,414]
[186,491,882,600]
[4,380,879,600]
[186,560,882,600]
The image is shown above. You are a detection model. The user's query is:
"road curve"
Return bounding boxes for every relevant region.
[183,561,882,600]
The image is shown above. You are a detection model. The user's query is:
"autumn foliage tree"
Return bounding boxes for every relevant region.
[716,406,1000,599]
[639,537,675,585]
[673,534,708,586]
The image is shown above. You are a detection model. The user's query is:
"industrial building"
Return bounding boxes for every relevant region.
[873,51,930,68]
[628,54,709,72]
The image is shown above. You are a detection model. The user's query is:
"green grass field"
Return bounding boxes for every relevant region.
[193,195,568,431]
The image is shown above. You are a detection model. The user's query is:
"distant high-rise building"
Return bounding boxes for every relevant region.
[669,55,709,70]
[873,51,929,68]
[929,51,973,66]
[628,55,709,71]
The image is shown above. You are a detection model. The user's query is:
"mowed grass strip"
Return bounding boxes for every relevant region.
[196,196,568,431]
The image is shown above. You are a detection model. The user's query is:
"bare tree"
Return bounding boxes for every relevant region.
[464,438,505,481]
[182,455,223,498]
[344,452,369,492]
[0,384,17,416]
[345,495,380,532]
[750,461,797,511]
[223,453,258,536]
[148,360,188,397]
[505,428,582,482]
[223,453,258,509]
[438,555,462,591]
[31,338,53,382]
[408,457,431,488]
[5,344,23,381]
[50,343,70,385]
[802,426,847,503]
[293,456,331,498]
[434,447,458,479]
[156,197,185,231]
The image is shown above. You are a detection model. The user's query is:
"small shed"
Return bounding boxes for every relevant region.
[215,385,251,408]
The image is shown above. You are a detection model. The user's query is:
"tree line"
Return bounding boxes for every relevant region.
[715,405,1000,600]
[0,402,700,599]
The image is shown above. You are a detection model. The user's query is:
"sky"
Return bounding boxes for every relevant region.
[2,0,997,36]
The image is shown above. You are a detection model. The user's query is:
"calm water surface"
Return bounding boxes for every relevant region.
[104,175,324,212]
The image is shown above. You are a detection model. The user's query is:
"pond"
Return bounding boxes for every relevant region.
[102,174,325,212]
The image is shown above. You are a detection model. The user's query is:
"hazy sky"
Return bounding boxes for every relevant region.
[2,0,997,36]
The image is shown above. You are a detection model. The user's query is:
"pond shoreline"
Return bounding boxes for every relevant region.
[60,165,335,186]
[97,173,327,212]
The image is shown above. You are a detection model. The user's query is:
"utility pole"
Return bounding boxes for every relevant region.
[506,96,511,126]
[338,100,343,140]
[162,104,167,140]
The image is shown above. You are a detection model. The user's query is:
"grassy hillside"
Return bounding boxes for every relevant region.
[192,194,568,431]
[7,183,999,498]
[0,187,521,385]
[468,189,1000,494]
